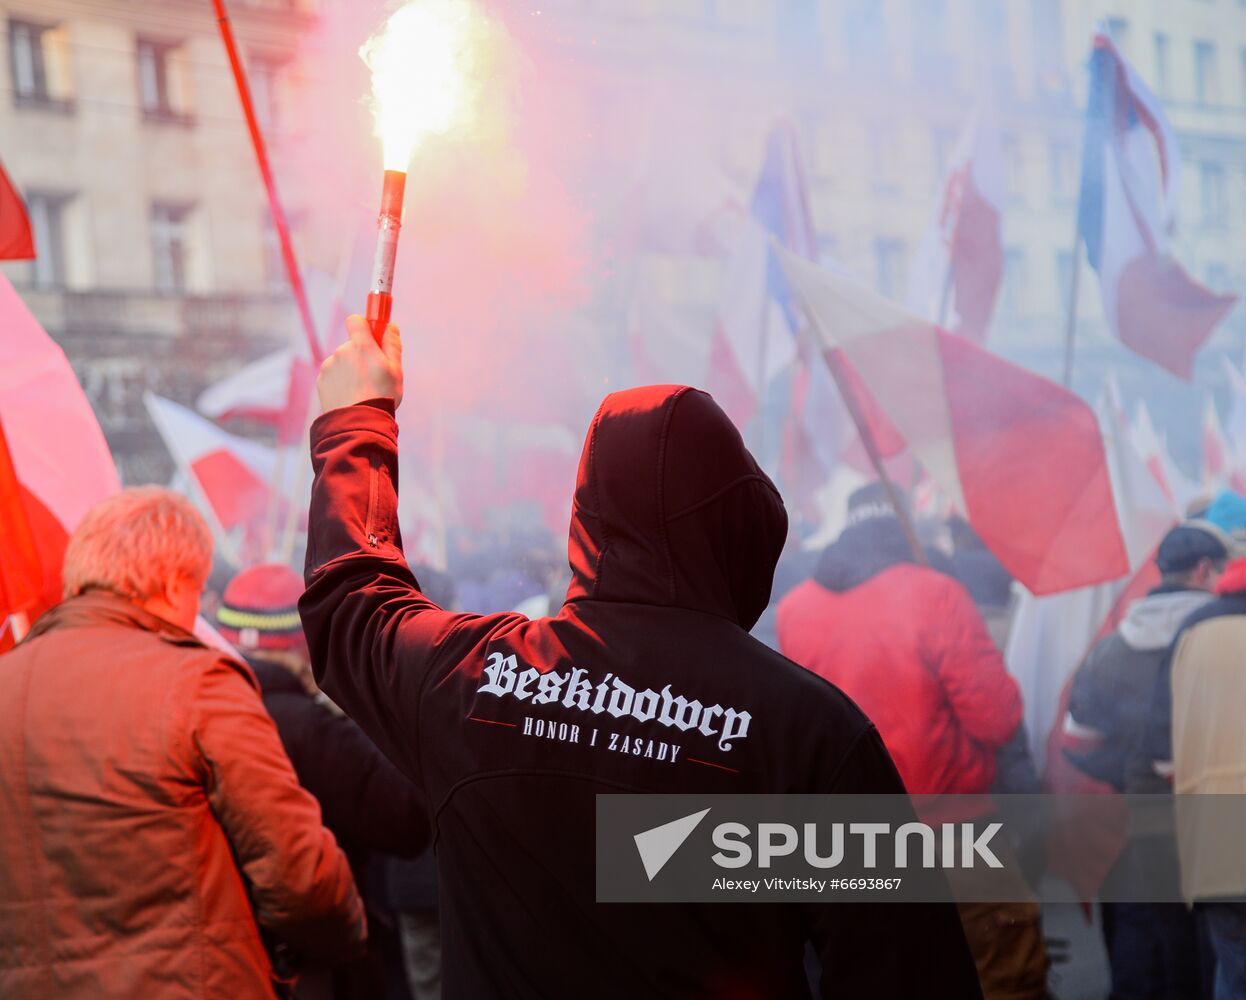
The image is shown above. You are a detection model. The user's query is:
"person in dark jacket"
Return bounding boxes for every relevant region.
[218,562,429,1000]
[1065,521,1228,1000]
[298,315,982,999]
[0,488,365,999]
[1143,524,1246,1000]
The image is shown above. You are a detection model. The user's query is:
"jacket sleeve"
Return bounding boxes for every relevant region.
[806,728,983,998]
[191,656,366,960]
[1140,642,1176,789]
[288,701,430,858]
[929,578,1023,750]
[1066,643,1111,738]
[299,402,521,779]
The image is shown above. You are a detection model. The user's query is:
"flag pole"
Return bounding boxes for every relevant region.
[211,0,323,368]
[1061,227,1083,387]
[8,611,29,642]
[937,260,955,329]
[752,287,771,460]
[820,347,926,564]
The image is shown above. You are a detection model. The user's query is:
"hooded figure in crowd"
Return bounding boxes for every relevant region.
[218,563,429,1000]
[0,489,365,999]
[775,484,1043,999]
[776,483,1023,797]
[299,316,981,999]
[1065,519,1231,1000]
[1143,491,1246,1000]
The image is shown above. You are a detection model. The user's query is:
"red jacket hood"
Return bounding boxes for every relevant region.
[1216,557,1246,595]
[564,385,787,630]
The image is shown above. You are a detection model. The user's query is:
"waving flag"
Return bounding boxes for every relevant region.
[1224,356,1246,451]
[1007,377,1178,777]
[1076,31,1237,378]
[1130,400,1199,513]
[908,102,1005,341]
[1201,396,1246,494]
[145,393,296,564]
[0,275,118,627]
[0,416,41,623]
[778,246,1129,594]
[708,121,814,423]
[0,159,35,260]
[197,347,314,445]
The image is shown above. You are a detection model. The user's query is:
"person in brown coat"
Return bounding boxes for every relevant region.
[0,487,366,999]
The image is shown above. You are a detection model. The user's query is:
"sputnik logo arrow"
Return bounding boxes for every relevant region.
[633,808,711,881]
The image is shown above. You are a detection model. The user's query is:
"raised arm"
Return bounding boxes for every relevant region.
[299,316,521,778]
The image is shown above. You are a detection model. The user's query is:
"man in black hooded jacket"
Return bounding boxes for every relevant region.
[299,315,981,999]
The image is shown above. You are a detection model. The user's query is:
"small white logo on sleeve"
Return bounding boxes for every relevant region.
[634,808,711,881]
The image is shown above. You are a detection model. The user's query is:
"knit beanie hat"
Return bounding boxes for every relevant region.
[217,563,305,652]
[845,482,910,528]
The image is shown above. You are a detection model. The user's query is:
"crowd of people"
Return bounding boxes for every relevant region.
[2,316,1245,998]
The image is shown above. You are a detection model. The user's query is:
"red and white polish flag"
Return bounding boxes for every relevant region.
[144,393,291,555]
[1077,32,1237,378]
[907,102,1005,342]
[778,245,1129,595]
[0,275,118,626]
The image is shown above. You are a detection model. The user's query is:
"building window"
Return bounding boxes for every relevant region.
[248,54,284,132]
[973,0,1014,95]
[261,211,304,292]
[1194,41,1219,105]
[911,0,956,88]
[931,127,957,176]
[1055,250,1073,308]
[1200,162,1226,224]
[26,192,70,288]
[843,0,887,77]
[775,0,822,70]
[1030,0,1067,96]
[8,18,71,110]
[1049,141,1075,205]
[138,38,192,123]
[868,125,901,195]
[1003,135,1026,204]
[1154,33,1170,97]
[151,202,194,292]
[1002,248,1026,314]
[874,238,906,300]
[1106,17,1129,52]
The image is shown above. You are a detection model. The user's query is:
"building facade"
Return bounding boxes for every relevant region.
[3,0,1244,483]
[547,0,1246,463]
[1,0,319,483]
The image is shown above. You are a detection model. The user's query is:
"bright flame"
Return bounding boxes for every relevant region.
[360,0,489,171]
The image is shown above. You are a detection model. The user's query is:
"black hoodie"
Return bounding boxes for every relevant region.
[301,386,980,999]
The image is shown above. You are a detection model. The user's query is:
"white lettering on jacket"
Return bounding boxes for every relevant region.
[478,652,752,752]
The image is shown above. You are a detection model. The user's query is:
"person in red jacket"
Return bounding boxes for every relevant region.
[0,488,365,999]
[299,316,982,999]
[777,484,1043,999]
[777,484,1022,796]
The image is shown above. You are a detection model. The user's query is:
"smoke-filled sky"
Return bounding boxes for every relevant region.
[267,0,1245,547]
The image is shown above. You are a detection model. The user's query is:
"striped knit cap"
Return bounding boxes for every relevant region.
[217,563,305,652]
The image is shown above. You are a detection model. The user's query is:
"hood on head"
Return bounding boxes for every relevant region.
[564,385,787,630]
[1119,588,1215,650]
[813,517,915,593]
